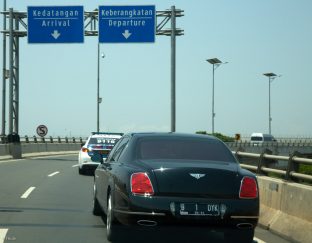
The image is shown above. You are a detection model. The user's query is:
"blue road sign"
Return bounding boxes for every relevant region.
[27,6,84,44]
[99,5,156,43]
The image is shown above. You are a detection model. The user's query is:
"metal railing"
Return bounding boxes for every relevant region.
[228,140,312,147]
[0,135,87,144]
[22,136,87,144]
[235,150,312,182]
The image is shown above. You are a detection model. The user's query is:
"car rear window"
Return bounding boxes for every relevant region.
[89,137,119,145]
[251,136,263,141]
[137,137,236,163]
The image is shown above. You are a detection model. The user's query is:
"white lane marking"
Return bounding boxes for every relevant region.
[254,237,266,243]
[72,164,79,167]
[0,229,8,243]
[21,187,36,199]
[48,171,60,177]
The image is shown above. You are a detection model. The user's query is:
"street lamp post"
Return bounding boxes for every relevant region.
[206,58,227,134]
[97,43,105,132]
[263,72,280,135]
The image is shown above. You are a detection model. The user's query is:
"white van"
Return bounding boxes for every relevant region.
[250,133,276,145]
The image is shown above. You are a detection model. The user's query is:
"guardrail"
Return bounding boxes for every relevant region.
[235,150,312,182]
[228,140,312,147]
[2,135,312,145]
[240,136,312,143]
[0,135,87,144]
[22,136,86,144]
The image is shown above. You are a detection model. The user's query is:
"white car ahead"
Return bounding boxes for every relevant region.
[78,132,123,174]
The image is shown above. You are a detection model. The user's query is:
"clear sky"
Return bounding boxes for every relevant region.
[1,0,311,139]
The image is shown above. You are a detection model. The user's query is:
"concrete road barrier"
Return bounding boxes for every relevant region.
[258,176,312,243]
[0,143,81,159]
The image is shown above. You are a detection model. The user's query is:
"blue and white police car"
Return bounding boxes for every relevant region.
[78,132,123,174]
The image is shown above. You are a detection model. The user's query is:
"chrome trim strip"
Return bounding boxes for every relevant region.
[113,209,166,216]
[231,216,259,219]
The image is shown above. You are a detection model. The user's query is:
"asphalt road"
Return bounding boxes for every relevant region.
[0,154,291,243]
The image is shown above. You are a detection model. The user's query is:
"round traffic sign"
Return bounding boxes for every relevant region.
[36,125,48,137]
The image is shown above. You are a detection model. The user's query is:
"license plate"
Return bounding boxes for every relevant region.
[178,203,220,216]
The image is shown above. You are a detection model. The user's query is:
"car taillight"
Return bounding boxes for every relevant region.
[239,176,258,199]
[131,172,154,196]
[81,147,89,153]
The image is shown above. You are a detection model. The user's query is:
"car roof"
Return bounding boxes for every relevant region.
[89,134,122,139]
[125,132,218,140]
[251,133,274,137]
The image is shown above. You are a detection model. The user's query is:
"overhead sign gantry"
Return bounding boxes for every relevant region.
[1,6,184,148]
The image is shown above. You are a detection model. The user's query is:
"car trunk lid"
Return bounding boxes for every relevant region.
[139,160,241,198]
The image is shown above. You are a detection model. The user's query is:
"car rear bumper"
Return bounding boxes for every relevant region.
[113,193,259,229]
[80,162,100,170]
[114,210,258,228]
